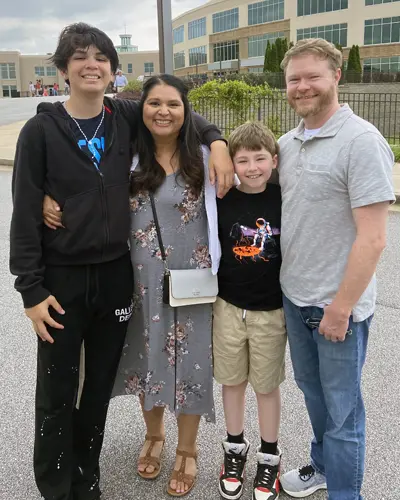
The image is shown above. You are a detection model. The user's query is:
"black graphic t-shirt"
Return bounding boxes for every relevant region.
[64,108,105,170]
[217,185,282,311]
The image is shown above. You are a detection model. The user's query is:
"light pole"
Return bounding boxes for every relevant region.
[157,0,173,74]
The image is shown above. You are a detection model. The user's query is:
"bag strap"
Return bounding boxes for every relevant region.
[149,192,169,269]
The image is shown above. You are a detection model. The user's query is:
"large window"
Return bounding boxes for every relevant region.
[0,63,16,79]
[213,40,240,62]
[128,63,133,74]
[364,17,400,44]
[297,0,348,16]
[34,66,45,77]
[144,62,154,73]
[2,85,17,97]
[248,0,284,26]
[173,25,184,44]
[188,17,206,39]
[46,66,57,77]
[366,0,399,4]
[189,46,207,66]
[248,32,285,57]
[174,51,185,69]
[363,56,400,71]
[213,8,239,34]
[297,23,348,46]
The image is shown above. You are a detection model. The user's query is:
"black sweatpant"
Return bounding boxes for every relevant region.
[34,252,133,500]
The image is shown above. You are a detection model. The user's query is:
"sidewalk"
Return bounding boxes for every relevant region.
[0,121,26,166]
[1,121,399,201]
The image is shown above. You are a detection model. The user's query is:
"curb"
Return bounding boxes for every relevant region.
[0,159,13,167]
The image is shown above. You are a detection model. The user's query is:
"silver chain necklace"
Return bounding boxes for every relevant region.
[64,103,105,146]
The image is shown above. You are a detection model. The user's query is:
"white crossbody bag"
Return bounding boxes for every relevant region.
[149,192,218,307]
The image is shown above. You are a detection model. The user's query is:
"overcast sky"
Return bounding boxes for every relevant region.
[0,0,209,54]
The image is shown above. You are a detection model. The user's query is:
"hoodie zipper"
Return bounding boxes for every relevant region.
[62,110,116,260]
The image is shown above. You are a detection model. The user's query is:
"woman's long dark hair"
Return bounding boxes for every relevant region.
[130,74,204,197]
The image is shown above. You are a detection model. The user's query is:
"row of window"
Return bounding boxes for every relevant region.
[366,0,399,4]
[248,31,285,58]
[189,46,207,66]
[174,0,285,43]
[34,66,57,77]
[174,0,400,42]
[364,17,400,45]
[2,84,17,97]
[125,62,154,74]
[297,23,347,47]
[248,0,284,26]
[1,63,16,79]
[363,55,400,71]
[297,0,348,17]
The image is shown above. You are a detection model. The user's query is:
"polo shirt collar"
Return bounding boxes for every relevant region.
[293,104,354,140]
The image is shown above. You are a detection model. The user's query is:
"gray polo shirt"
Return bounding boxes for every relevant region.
[278,104,395,322]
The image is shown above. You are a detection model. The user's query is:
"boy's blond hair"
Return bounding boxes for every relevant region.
[228,122,279,160]
[281,38,342,73]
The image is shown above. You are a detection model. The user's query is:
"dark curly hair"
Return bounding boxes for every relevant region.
[51,23,119,85]
[130,74,204,198]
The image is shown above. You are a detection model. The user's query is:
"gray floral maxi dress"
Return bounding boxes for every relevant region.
[113,173,215,422]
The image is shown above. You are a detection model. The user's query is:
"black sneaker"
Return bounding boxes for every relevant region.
[252,446,281,500]
[218,438,250,499]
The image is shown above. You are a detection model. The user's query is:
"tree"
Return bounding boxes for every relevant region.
[282,38,289,56]
[264,41,272,73]
[354,45,362,73]
[347,45,362,82]
[270,42,279,73]
[275,38,284,71]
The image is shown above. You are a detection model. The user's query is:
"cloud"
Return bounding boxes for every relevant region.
[0,0,208,54]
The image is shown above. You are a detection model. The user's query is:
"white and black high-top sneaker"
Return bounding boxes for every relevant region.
[219,438,250,500]
[253,446,281,500]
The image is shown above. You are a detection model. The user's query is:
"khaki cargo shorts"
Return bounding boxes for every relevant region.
[213,297,287,394]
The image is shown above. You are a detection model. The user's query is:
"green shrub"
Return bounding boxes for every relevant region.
[391,144,400,163]
[188,80,274,130]
[123,80,143,92]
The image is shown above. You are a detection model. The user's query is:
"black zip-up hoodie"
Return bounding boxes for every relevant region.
[10,97,223,308]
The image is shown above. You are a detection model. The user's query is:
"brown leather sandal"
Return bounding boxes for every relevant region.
[167,449,198,497]
[137,434,165,480]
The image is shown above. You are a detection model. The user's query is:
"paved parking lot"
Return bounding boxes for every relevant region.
[0,169,399,500]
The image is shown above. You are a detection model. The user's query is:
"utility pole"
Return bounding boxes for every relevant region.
[157,0,173,74]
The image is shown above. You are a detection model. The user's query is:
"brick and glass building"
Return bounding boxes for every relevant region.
[171,0,400,78]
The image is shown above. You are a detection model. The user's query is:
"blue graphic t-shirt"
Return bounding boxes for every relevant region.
[68,109,105,169]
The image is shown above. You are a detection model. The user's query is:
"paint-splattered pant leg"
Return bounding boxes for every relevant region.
[34,254,133,500]
[72,255,134,500]
[34,291,87,500]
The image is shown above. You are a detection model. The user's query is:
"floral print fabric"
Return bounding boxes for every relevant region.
[113,174,215,421]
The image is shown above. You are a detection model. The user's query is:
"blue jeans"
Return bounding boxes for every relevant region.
[283,295,372,500]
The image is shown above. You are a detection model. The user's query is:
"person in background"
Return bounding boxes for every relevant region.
[114,69,128,93]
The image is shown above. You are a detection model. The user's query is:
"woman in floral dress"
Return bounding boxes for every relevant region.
[112,75,219,497]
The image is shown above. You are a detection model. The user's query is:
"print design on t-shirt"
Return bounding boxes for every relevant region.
[230,217,280,263]
[77,137,105,166]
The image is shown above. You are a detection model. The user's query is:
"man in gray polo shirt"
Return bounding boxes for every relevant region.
[278,39,395,500]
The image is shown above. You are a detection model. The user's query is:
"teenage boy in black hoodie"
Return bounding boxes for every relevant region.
[9,23,233,500]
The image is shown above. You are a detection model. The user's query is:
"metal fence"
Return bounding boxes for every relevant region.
[193,92,400,144]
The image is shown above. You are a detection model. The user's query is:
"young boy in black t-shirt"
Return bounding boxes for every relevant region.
[214,122,286,500]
